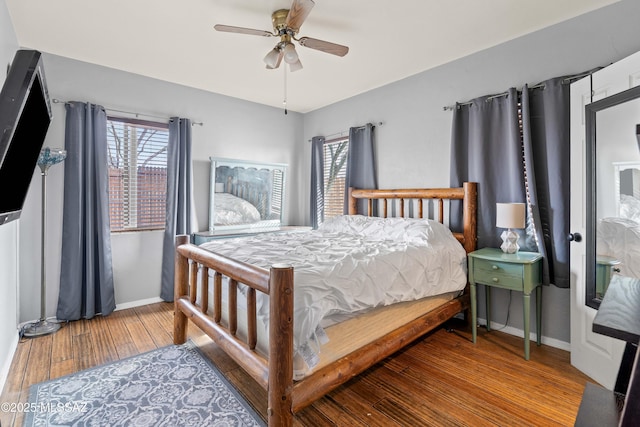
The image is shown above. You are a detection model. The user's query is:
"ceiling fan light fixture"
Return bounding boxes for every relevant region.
[283,43,298,64]
[263,48,281,68]
[289,58,303,72]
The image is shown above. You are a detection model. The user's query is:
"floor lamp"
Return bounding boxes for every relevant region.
[23,147,66,337]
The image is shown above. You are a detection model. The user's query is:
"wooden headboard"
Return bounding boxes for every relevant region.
[348,181,477,253]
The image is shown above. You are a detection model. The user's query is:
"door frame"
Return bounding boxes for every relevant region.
[569,50,640,389]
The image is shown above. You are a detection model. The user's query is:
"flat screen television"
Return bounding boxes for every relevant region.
[0,49,53,226]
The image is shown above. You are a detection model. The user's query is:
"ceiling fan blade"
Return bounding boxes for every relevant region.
[214,24,274,37]
[285,0,315,33]
[265,50,284,69]
[298,37,349,57]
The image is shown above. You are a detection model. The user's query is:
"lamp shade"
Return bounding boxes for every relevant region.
[289,58,303,72]
[496,203,525,229]
[263,48,281,69]
[37,147,66,173]
[283,43,298,64]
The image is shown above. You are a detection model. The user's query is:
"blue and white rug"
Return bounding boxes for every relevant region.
[24,342,265,426]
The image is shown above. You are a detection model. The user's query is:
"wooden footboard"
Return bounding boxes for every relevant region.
[173,236,295,425]
[173,182,477,426]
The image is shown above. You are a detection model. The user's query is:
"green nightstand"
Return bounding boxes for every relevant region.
[468,247,543,360]
[595,255,620,299]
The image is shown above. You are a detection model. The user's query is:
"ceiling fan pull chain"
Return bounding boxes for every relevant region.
[283,65,288,115]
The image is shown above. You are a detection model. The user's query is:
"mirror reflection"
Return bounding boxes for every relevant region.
[595,98,640,299]
[208,157,287,231]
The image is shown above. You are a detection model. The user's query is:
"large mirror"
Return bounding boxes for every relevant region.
[208,157,287,231]
[586,84,640,308]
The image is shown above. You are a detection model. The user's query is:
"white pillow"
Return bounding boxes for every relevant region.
[214,193,261,225]
[318,215,439,243]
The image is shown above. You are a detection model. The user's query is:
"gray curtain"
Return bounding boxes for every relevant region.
[310,136,325,228]
[521,78,571,288]
[450,81,571,288]
[344,123,377,214]
[160,117,193,301]
[450,89,527,250]
[57,102,115,321]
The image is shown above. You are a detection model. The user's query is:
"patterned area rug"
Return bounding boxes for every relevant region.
[24,342,265,426]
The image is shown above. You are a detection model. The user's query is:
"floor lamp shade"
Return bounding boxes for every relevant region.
[37,147,67,172]
[23,147,66,337]
[496,203,525,254]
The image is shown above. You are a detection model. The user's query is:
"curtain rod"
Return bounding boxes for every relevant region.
[442,67,605,111]
[51,98,204,126]
[442,83,547,111]
[307,121,384,142]
[562,67,604,84]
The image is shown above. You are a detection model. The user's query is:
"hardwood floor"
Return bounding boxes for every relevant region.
[1,302,593,426]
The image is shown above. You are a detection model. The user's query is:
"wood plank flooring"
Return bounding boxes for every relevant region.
[0,302,593,426]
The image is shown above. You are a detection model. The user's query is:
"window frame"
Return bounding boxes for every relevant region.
[106,116,169,233]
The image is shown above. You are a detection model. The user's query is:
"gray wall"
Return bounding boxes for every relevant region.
[302,0,640,345]
[0,0,19,391]
[9,0,640,352]
[17,55,305,321]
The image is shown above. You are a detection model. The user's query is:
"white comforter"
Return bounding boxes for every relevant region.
[598,216,640,279]
[200,215,467,370]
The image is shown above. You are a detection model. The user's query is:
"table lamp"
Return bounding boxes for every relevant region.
[496,202,525,254]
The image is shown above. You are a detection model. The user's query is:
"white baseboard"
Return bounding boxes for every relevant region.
[115,297,164,311]
[478,318,571,352]
[0,331,19,396]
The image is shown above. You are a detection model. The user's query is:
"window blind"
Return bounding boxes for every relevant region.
[322,138,349,220]
[107,117,169,231]
[271,169,284,219]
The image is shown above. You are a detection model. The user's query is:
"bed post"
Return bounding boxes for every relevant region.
[462,182,478,253]
[348,187,357,215]
[174,234,189,345]
[268,264,295,426]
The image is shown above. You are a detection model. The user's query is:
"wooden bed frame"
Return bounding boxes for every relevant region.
[174,182,477,426]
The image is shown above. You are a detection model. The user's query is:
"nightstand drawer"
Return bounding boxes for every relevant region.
[472,258,524,290]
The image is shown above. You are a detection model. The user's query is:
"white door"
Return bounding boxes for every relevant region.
[569,51,640,389]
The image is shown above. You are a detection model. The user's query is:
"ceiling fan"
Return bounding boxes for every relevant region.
[214,0,349,72]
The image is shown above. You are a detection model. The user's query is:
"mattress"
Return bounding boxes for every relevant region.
[199,215,468,377]
[207,282,459,379]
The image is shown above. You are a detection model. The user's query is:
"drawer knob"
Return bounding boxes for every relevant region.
[492,265,499,270]
[492,277,499,282]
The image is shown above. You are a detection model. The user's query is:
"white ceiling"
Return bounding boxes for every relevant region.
[6,0,620,113]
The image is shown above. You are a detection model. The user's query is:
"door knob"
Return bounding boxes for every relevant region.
[568,232,582,242]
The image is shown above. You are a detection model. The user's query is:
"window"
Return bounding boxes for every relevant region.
[271,168,285,221]
[321,137,349,221]
[107,117,169,231]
